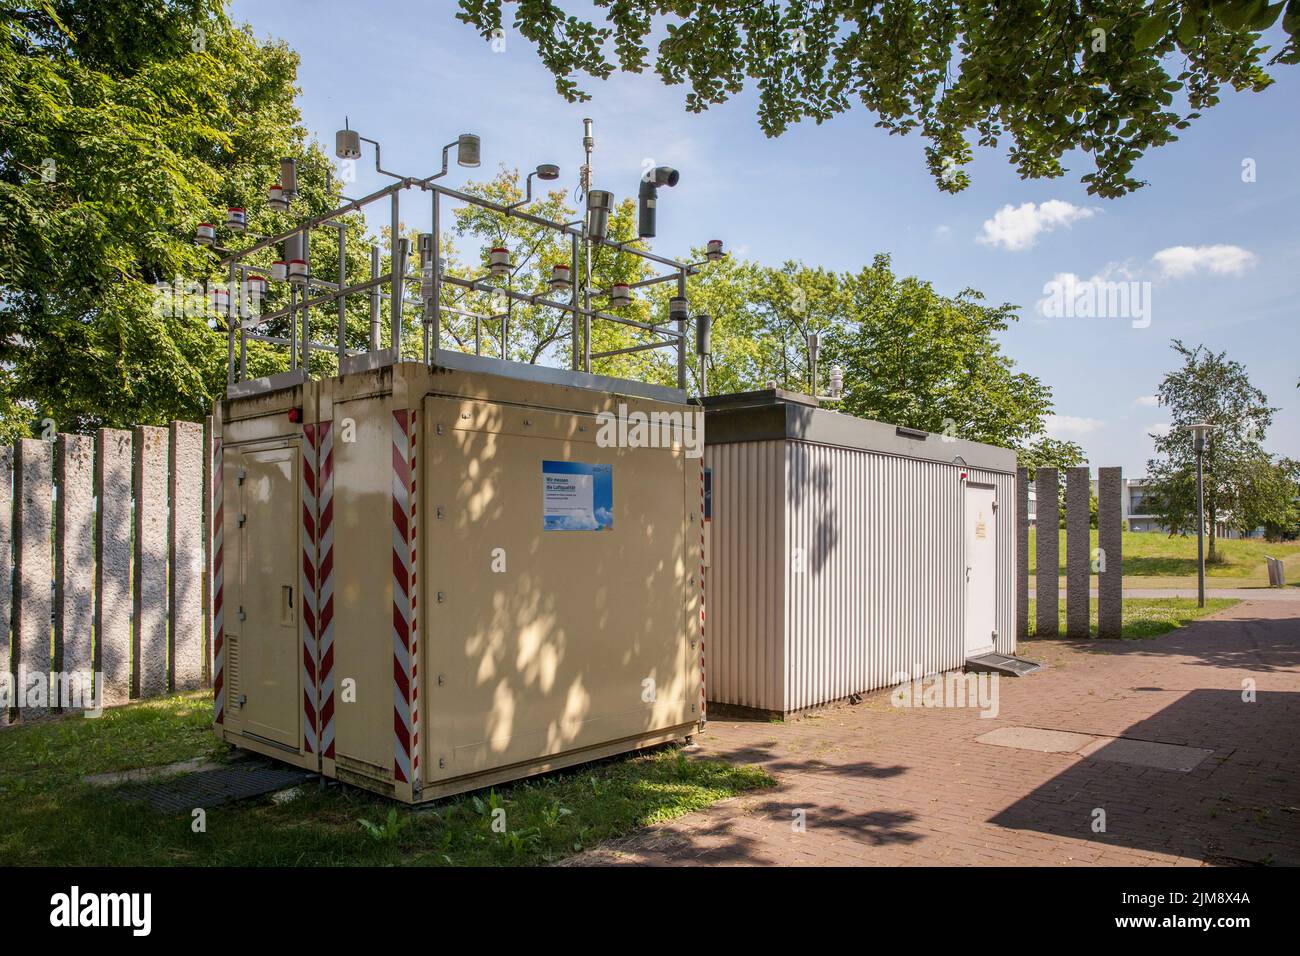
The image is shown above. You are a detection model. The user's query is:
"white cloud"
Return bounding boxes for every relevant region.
[1147,423,1174,438]
[933,224,952,240]
[1046,414,1105,438]
[1134,395,1160,408]
[977,200,1097,251]
[1151,244,1257,279]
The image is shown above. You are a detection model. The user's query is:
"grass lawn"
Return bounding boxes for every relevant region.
[1027,529,1300,589]
[1027,597,1238,639]
[0,693,772,867]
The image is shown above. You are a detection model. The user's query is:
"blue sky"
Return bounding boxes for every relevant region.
[230,0,1299,474]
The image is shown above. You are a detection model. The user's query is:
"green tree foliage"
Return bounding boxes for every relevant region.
[826,255,1055,450]
[657,256,847,396]
[0,0,366,440]
[1144,340,1278,560]
[1017,436,1087,475]
[658,251,1065,455]
[1014,435,1087,527]
[437,167,662,381]
[1238,455,1300,541]
[455,0,1298,197]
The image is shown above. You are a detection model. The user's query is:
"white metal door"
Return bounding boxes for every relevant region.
[964,483,997,657]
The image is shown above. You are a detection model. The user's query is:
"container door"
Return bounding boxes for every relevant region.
[235,444,302,749]
[963,483,997,657]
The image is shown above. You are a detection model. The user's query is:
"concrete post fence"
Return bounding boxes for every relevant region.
[1034,467,1059,637]
[2,419,213,725]
[1097,467,1124,638]
[1065,467,1091,638]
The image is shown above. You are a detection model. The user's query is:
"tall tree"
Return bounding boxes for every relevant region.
[455,1,1298,197]
[1237,455,1300,542]
[0,0,371,441]
[1145,339,1277,560]
[826,254,1056,450]
[662,250,1065,455]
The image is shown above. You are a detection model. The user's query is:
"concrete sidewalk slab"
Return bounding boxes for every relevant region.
[1077,737,1212,772]
[976,727,1095,753]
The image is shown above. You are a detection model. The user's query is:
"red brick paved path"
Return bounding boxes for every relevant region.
[575,599,1300,866]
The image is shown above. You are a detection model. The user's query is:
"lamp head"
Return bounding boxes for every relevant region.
[456,134,481,168]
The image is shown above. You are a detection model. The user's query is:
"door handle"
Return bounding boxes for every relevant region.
[280,585,294,625]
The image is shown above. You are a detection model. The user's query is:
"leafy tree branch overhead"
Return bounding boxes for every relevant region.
[455,1,1299,197]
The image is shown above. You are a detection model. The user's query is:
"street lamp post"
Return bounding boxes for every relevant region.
[1184,423,1215,608]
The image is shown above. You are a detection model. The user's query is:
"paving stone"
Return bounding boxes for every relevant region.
[1078,737,1213,773]
[976,726,1097,754]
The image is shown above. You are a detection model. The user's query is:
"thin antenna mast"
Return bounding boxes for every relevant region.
[581,118,594,371]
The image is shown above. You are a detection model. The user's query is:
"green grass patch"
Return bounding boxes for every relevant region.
[1027,529,1299,587]
[0,694,773,867]
[1027,597,1238,640]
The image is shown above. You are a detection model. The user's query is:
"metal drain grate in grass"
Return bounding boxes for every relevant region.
[110,758,319,811]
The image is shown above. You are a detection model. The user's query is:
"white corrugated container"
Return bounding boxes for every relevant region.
[704,390,1018,715]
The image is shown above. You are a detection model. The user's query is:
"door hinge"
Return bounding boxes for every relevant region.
[437,591,445,603]
[237,606,246,621]
[236,467,246,485]
[436,423,444,436]
[992,501,999,511]
[237,513,247,527]
[436,506,444,519]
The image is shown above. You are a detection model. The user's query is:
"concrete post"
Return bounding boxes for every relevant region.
[133,426,170,699]
[55,434,96,710]
[0,446,12,727]
[1034,467,1059,637]
[170,421,204,691]
[1016,467,1029,642]
[1098,467,1124,638]
[14,439,53,719]
[1065,466,1091,638]
[95,429,133,706]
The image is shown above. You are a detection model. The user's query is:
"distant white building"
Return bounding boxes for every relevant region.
[1096,476,1261,539]
[1030,473,1261,538]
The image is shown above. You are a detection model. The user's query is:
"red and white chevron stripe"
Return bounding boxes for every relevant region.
[392,409,418,785]
[698,457,707,722]
[316,422,335,760]
[300,426,320,754]
[212,437,225,725]
[409,411,419,782]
